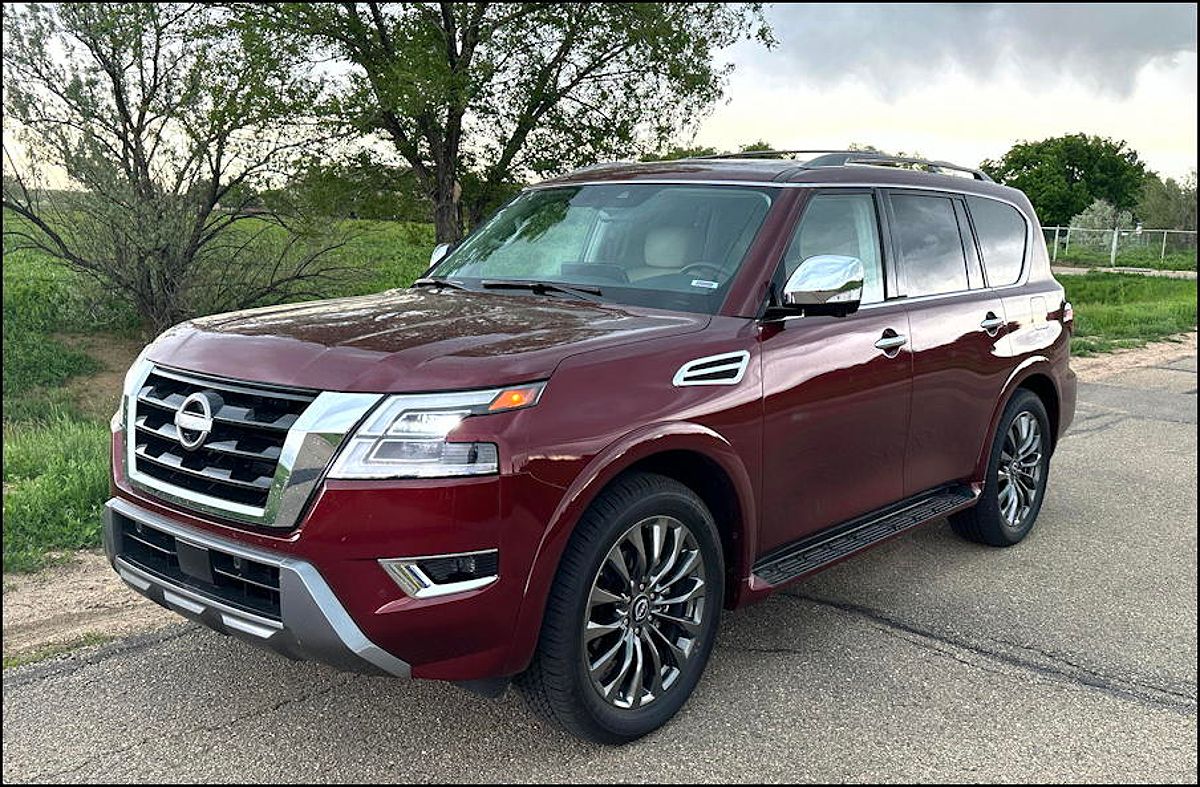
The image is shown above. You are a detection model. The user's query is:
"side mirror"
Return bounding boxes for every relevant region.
[779,254,864,317]
[429,242,452,268]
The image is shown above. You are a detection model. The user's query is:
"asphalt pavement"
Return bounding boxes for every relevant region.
[3,355,1196,783]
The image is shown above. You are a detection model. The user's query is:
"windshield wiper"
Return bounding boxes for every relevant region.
[480,279,603,301]
[412,277,470,291]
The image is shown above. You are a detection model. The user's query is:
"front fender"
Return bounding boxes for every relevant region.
[501,420,757,675]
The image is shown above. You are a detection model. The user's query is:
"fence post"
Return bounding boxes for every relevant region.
[1064,227,1072,253]
[1161,230,1168,261]
[1052,227,1060,262]
[1109,228,1119,267]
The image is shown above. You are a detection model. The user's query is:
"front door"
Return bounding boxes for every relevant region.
[759,190,913,557]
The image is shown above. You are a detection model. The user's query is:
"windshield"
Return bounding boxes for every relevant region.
[429,183,777,314]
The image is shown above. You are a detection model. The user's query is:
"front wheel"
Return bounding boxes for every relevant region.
[951,389,1052,546]
[516,472,724,744]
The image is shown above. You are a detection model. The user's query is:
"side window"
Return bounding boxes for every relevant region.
[781,193,884,304]
[967,196,1027,286]
[890,193,969,296]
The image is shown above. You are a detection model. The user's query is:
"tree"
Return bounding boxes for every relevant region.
[981,134,1147,226]
[280,153,432,222]
[2,3,348,332]
[1137,171,1197,230]
[243,3,772,242]
[1070,199,1133,232]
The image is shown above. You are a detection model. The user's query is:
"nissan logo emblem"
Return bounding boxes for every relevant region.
[175,392,219,450]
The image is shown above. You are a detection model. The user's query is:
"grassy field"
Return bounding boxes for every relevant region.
[1048,232,1197,272]
[1063,272,1198,355]
[2,219,1196,572]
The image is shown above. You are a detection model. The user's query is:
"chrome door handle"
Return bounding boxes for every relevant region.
[980,313,1005,333]
[874,334,908,352]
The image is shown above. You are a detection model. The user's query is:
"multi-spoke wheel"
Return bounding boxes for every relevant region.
[996,411,1043,529]
[516,473,723,744]
[951,389,1052,546]
[584,515,707,709]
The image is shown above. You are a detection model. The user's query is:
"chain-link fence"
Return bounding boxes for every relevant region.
[1041,226,1197,271]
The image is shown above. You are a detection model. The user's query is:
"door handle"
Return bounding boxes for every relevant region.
[874,331,908,353]
[980,312,1005,334]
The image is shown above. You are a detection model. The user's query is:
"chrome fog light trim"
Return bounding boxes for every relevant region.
[380,550,500,599]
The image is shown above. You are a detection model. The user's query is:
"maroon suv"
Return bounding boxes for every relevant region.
[105,151,1076,743]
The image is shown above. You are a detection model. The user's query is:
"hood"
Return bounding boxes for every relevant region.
[147,288,709,392]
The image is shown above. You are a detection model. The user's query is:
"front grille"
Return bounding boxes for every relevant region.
[117,512,281,620]
[131,367,317,512]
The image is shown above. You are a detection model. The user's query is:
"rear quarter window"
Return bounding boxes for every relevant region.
[967,196,1027,287]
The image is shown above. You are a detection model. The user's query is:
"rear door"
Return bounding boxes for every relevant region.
[884,189,1014,495]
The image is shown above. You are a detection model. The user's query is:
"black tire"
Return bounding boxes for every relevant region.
[951,389,1052,546]
[516,472,724,744]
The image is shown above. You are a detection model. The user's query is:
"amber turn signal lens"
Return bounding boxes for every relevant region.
[488,384,544,412]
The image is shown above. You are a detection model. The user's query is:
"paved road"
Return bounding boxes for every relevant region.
[4,357,1197,783]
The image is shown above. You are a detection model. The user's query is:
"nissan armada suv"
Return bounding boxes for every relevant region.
[105,151,1076,743]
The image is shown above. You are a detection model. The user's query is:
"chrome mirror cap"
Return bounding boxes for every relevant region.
[782,254,864,313]
[429,242,451,267]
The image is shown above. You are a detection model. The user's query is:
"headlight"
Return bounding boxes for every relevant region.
[327,383,544,480]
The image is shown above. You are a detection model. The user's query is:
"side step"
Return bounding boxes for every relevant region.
[753,484,977,587]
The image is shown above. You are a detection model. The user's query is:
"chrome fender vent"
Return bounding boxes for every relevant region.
[672,350,750,387]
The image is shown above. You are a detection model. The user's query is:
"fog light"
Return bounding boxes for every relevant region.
[379,550,499,599]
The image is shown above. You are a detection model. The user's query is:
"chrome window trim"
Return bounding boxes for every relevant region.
[379,549,500,599]
[121,360,383,528]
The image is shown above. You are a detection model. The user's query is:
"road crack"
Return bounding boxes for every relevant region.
[783,591,1197,714]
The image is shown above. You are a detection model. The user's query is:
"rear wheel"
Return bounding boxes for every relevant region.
[516,472,723,744]
[951,389,1051,546]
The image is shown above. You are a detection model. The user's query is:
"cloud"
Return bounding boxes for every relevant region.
[746,3,1197,96]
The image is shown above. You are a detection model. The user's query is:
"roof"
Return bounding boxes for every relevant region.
[538,153,1025,204]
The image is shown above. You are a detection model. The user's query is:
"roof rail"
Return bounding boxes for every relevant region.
[692,149,844,160]
[691,149,993,182]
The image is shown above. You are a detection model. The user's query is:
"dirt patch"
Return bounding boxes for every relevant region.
[2,550,176,665]
[55,332,146,420]
[1071,332,1197,382]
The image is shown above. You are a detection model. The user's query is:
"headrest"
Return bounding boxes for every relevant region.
[642,225,694,268]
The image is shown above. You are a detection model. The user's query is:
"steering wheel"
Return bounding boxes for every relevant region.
[678,262,727,281]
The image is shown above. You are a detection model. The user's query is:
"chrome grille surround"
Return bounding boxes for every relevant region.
[120,359,382,528]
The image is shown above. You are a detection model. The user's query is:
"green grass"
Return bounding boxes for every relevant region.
[3,414,112,572]
[1051,239,1197,272]
[1063,273,1198,355]
[3,633,115,669]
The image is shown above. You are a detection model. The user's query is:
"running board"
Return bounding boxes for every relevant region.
[753,484,978,587]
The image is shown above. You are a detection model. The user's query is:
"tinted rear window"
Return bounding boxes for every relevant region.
[891,194,968,296]
[967,197,1027,286]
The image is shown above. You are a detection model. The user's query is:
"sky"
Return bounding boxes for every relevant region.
[693,3,1198,179]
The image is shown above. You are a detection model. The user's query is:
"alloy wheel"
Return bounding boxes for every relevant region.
[582,515,707,710]
[997,411,1043,529]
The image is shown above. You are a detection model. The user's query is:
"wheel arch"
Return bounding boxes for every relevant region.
[502,422,757,675]
[973,356,1062,480]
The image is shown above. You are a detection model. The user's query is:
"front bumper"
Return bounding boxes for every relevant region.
[103,497,410,678]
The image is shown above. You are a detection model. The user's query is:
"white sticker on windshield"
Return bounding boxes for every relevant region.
[690,279,719,290]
